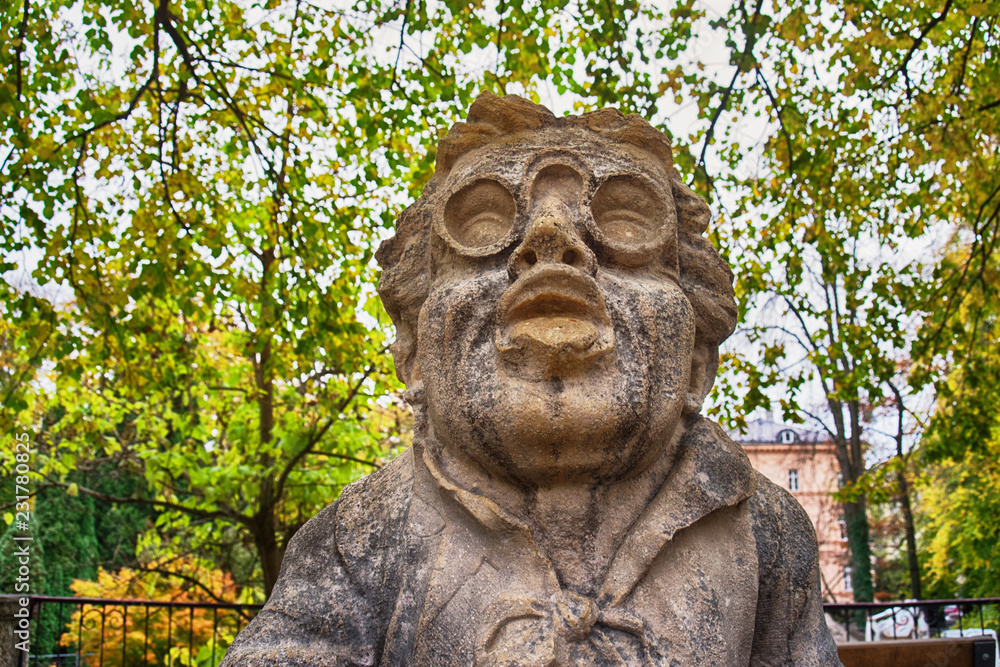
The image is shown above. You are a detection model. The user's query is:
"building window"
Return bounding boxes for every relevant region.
[839,518,848,541]
[780,429,796,444]
[788,469,800,491]
[843,566,853,592]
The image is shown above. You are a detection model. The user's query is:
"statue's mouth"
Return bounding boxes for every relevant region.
[496,266,616,379]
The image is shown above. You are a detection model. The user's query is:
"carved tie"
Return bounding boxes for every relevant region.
[474,591,648,666]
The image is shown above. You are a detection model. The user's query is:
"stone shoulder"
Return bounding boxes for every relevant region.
[283,447,414,556]
[331,446,416,568]
[220,453,416,667]
[745,470,819,587]
[745,472,841,666]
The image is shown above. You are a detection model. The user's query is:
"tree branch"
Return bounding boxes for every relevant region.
[389,0,412,91]
[61,62,158,149]
[271,360,380,503]
[758,323,814,359]
[131,565,234,605]
[39,475,250,526]
[154,0,201,86]
[798,406,838,444]
[696,0,764,190]
[890,0,954,100]
[977,98,1000,113]
[755,67,794,177]
[496,0,505,75]
[922,177,1000,352]
[13,0,30,101]
[951,17,981,97]
[780,294,822,356]
[303,450,382,469]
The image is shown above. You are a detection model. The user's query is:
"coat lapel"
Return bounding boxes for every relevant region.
[598,418,758,607]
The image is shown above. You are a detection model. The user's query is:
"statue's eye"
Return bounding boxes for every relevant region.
[444,179,516,249]
[591,176,662,245]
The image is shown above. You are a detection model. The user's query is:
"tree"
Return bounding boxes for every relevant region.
[887,382,923,600]
[919,440,1000,598]
[688,0,1000,601]
[916,244,999,597]
[3,0,997,599]
[1,457,159,597]
[919,441,1000,598]
[1,0,419,595]
[0,0,697,596]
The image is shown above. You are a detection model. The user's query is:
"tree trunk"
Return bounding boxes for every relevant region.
[889,383,922,599]
[897,468,922,599]
[843,496,874,602]
[829,396,875,602]
[255,246,282,597]
[254,488,284,598]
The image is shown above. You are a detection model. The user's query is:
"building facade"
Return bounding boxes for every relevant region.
[732,419,854,602]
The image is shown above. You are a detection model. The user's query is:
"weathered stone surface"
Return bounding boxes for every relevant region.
[220,92,843,666]
[0,595,26,667]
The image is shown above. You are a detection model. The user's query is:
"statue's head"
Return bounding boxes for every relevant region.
[376,92,736,486]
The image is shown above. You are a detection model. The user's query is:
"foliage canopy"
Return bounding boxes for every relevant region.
[2,0,997,598]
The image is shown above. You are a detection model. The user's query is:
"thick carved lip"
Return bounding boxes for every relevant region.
[495,265,615,379]
[498,265,606,329]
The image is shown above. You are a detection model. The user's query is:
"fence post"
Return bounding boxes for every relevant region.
[0,594,27,667]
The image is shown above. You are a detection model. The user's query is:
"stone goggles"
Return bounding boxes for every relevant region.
[433,160,678,268]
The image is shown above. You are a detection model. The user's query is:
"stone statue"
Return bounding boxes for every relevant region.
[221,92,843,666]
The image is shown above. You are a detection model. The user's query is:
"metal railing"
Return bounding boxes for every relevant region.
[18,596,263,667]
[824,598,1000,643]
[15,595,1000,664]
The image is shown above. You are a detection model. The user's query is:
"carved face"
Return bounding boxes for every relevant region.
[417,129,696,486]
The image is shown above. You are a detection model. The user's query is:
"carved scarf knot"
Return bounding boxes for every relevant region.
[474,591,648,666]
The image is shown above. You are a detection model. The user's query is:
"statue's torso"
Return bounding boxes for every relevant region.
[221,419,841,667]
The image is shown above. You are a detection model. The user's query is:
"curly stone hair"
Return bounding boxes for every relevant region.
[375,92,737,390]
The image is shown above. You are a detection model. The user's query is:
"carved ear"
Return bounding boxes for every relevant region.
[403,378,427,435]
[683,343,720,416]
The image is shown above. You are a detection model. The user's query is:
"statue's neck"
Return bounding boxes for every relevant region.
[421,426,683,595]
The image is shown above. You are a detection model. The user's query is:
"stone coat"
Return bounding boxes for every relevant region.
[221,417,842,666]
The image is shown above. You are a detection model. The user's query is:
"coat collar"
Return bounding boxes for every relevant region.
[598,417,758,606]
[411,416,758,611]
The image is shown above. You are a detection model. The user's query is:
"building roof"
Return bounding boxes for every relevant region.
[729,418,828,445]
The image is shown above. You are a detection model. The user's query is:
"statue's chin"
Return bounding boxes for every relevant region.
[452,367,662,486]
[495,316,617,381]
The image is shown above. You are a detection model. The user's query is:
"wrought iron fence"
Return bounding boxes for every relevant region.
[824,597,1000,645]
[19,596,262,667]
[15,595,1000,665]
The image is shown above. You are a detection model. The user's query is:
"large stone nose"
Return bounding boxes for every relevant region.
[508,200,597,281]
